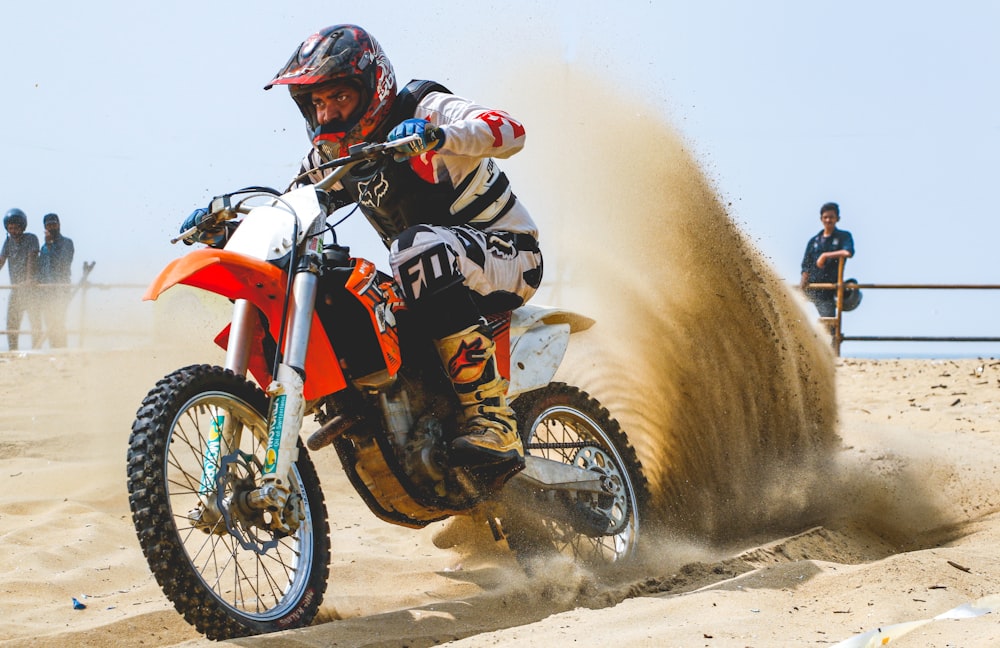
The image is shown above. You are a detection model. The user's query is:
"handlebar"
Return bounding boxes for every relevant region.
[311,133,422,191]
[171,195,247,245]
[172,134,424,244]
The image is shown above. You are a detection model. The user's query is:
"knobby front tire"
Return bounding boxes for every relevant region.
[126,364,330,639]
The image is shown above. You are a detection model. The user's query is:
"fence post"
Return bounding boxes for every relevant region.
[77,262,95,348]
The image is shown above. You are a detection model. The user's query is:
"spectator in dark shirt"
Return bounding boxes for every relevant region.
[800,202,854,317]
[38,213,75,348]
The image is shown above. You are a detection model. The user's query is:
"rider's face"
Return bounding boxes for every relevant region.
[311,82,361,125]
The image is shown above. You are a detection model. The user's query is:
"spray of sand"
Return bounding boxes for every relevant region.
[504,66,840,544]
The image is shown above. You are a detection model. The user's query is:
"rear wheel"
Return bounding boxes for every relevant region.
[505,383,649,569]
[126,364,330,639]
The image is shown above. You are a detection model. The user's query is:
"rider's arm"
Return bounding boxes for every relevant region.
[416,92,526,159]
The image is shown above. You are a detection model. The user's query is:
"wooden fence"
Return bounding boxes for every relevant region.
[804,258,1000,356]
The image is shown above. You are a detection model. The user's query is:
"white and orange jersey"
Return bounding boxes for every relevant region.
[294,88,538,244]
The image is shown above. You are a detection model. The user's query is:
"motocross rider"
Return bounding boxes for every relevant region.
[186,24,542,473]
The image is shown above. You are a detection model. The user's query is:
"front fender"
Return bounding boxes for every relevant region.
[144,248,346,399]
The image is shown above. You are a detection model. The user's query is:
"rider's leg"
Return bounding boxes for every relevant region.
[391,225,527,468]
[432,317,522,466]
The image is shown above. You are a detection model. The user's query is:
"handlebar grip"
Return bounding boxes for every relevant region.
[171,225,200,245]
[170,211,232,245]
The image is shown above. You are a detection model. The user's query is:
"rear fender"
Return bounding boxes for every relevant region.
[508,305,595,397]
[144,248,346,399]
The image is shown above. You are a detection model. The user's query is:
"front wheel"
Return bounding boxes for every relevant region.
[126,364,330,639]
[505,383,650,569]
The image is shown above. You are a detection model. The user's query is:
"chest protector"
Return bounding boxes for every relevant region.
[338,80,512,245]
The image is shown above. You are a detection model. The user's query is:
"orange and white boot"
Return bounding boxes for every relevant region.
[434,322,524,469]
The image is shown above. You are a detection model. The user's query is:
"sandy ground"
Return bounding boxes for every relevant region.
[2,345,1000,648]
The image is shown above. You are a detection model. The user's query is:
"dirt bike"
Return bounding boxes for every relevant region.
[126,135,651,640]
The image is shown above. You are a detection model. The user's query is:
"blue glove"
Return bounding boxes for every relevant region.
[387,118,444,161]
[179,207,225,247]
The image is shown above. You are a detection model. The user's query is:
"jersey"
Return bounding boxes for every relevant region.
[291,80,537,247]
[801,228,854,285]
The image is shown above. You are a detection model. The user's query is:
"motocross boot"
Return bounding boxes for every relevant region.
[434,322,524,469]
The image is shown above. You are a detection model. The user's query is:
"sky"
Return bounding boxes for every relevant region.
[2,2,999,357]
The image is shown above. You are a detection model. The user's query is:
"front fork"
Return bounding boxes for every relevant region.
[194,259,320,534]
[258,262,319,513]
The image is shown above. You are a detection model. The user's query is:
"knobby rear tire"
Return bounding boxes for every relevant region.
[126,364,330,639]
[506,382,650,571]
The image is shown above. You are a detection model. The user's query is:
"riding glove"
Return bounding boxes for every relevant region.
[180,207,226,247]
[387,118,445,161]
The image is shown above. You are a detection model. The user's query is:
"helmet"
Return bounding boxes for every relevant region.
[265,24,397,156]
[840,278,863,312]
[4,208,27,229]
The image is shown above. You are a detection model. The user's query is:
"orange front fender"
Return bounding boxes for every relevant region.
[145,248,346,399]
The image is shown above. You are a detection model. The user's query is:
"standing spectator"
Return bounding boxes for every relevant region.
[37,212,75,348]
[0,208,41,351]
[800,201,855,317]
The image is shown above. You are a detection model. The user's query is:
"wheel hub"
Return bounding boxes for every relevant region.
[571,446,630,535]
[216,451,304,553]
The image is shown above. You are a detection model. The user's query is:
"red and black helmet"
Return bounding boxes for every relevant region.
[265,24,397,155]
